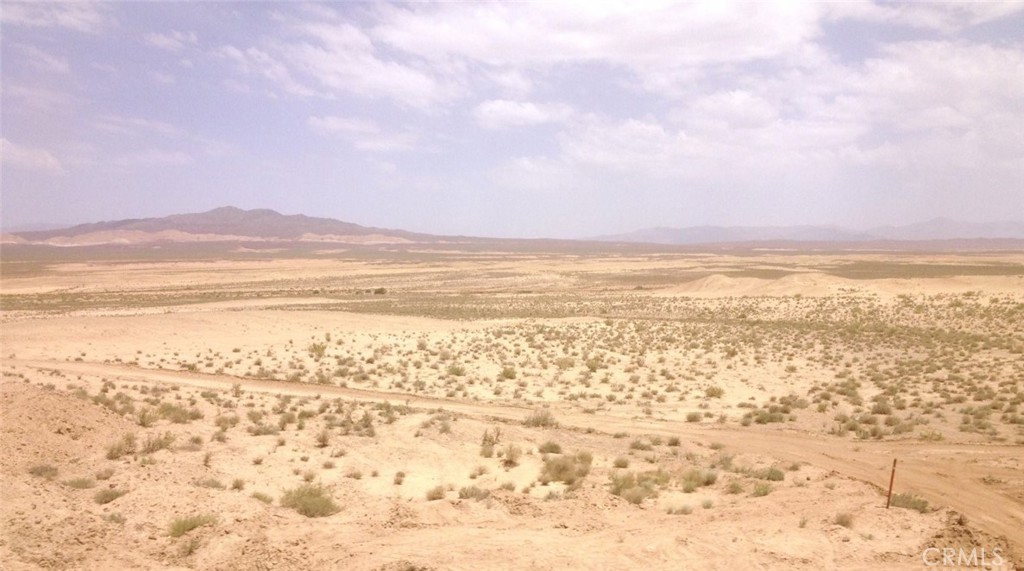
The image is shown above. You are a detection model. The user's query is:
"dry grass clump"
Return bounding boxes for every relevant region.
[28,464,58,479]
[458,486,490,500]
[169,514,216,537]
[64,477,95,489]
[280,484,340,517]
[609,470,668,505]
[425,485,446,501]
[523,409,557,428]
[94,488,127,504]
[890,493,930,513]
[141,432,175,454]
[106,433,137,460]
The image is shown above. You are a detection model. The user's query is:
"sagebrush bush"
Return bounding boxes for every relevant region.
[280,484,339,517]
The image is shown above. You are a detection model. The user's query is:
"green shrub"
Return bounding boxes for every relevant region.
[280,484,340,517]
[169,514,216,537]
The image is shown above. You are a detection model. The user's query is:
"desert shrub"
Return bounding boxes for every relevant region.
[393,471,406,485]
[750,467,785,481]
[751,482,772,497]
[613,457,630,469]
[196,478,225,489]
[667,436,681,447]
[539,452,592,487]
[538,441,562,454]
[667,505,692,515]
[500,444,522,468]
[834,512,854,528]
[94,488,127,504]
[425,485,446,501]
[686,412,702,423]
[141,432,175,454]
[609,472,659,505]
[458,486,490,500]
[169,514,216,537]
[64,478,95,489]
[158,403,202,424]
[705,386,725,398]
[28,464,58,479]
[280,484,340,517]
[251,492,273,504]
[523,410,557,428]
[890,493,930,513]
[214,415,239,431]
[725,480,744,494]
[95,467,115,480]
[682,468,718,488]
[231,479,245,491]
[106,433,137,460]
[629,439,652,451]
[315,429,331,448]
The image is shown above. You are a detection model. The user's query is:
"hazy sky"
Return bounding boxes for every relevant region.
[2,2,1023,238]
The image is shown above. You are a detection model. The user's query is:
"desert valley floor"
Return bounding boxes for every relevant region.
[1,244,1022,570]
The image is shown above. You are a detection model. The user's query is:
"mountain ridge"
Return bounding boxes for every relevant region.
[594,217,1024,244]
[6,208,1024,247]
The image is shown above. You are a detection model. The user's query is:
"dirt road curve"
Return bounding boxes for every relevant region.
[8,358,1023,549]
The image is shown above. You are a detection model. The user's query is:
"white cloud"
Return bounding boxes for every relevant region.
[0,2,110,33]
[95,115,182,137]
[1,139,63,173]
[308,116,417,152]
[218,17,459,108]
[144,30,199,52]
[825,1,1024,33]
[148,71,176,85]
[473,100,573,129]
[113,150,192,167]
[16,44,70,74]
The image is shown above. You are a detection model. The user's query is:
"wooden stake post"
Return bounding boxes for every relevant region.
[885,459,897,508]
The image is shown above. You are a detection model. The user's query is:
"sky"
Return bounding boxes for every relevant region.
[2,1,1023,238]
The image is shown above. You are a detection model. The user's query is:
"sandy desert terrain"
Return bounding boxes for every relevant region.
[2,245,1022,570]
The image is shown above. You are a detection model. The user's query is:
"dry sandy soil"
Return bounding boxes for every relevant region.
[1,245,1022,570]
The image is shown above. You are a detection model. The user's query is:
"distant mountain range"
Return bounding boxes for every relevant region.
[3,206,437,246]
[594,218,1024,244]
[3,208,1023,247]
